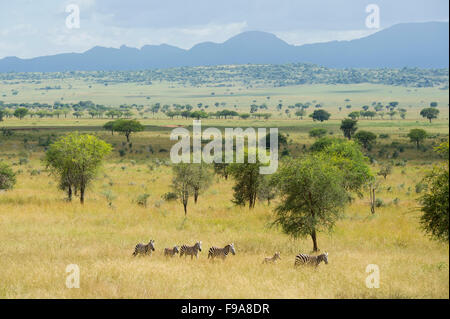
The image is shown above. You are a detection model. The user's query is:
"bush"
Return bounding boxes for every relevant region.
[0,162,16,190]
[375,198,385,207]
[415,182,427,194]
[162,192,178,201]
[136,193,151,207]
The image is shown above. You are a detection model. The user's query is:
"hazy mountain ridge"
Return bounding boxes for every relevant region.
[0,22,448,72]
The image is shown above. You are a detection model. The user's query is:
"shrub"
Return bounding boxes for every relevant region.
[162,192,178,201]
[375,198,385,207]
[136,193,151,207]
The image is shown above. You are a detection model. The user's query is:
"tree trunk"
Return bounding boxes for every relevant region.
[80,184,85,204]
[68,185,72,201]
[183,202,187,215]
[194,189,198,204]
[311,230,319,252]
[126,133,130,142]
[370,185,375,214]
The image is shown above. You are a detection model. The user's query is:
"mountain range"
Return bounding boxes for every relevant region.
[0,21,448,73]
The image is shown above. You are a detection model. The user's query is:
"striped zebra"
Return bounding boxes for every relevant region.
[164,246,180,257]
[208,243,236,260]
[294,252,328,267]
[132,240,155,256]
[263,252,281,264]
[180,241,202,259]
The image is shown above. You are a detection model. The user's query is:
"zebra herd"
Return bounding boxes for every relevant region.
[132,240,329,267]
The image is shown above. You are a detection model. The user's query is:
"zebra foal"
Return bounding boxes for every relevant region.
[180,241,202,259]
[164,246,180,257]
[208,243,236,260]
[132,239,155,256]
[263,252,281,264]
[294,252,328,267]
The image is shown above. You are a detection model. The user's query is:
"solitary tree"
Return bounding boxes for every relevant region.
[310,109,331,122]
[44,133,112,204]
[14,108,28,120]
[189,163,213,204]
[377,163,392,180]
[257,175,277,205]
[0,162,16,191]
[272,155,348,252]
[229,150,265,209]
[420,108,440,123]
[113,119,144,142]
[354,130,377,150]
[103,121,116,135]
[340,119,358,140]
[419,142,449,242]
[407,129,427,149]
[348,111,361,120]
[171,163,194,215]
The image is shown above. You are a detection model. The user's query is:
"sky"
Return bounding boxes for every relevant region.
[0,0,448,59]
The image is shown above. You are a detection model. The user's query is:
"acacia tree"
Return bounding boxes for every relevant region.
[113,119,144,142]
[257,175,277,205]
[44,133,112,204]
[14,108,28,120]
[407,129,427,149]
[229,149,266,209]
[171,163,194,215]
[273,140,372,251]
[340,119,358,140]
[103,121,116,135]
[0,162,16,191]
[419,142,449,242]
[420,108,440,123]
[310,109,331,122]
[189,163,213,203]
[272,155,348,252]
[354,130,377,150]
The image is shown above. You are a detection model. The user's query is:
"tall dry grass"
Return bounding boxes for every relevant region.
[0,158,448,299]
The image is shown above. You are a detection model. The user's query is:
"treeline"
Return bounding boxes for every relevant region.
[0,64,448,88]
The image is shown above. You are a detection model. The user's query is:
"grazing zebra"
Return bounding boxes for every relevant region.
[208,243,236,260]
[294,252,328,267]
[164,246,180,257]
[180,241,202,259]
[132,240,155,256]
[263,252,281,264]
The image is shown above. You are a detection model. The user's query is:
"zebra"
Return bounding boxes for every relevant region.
[132,240,155,257]
[294,252,328,267]
[208,243,236,260]
[180,241,202,259]
[263,252,281,264]
[164,246,180,258]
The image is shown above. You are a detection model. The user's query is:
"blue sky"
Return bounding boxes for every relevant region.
[0,0,448,58]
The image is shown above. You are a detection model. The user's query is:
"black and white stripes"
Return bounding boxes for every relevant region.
[294,252,328,267]
[132,240,155,256]
[180,241,202,259]
[208,243,236,260]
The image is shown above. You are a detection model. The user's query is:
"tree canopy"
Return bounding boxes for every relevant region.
[44,133,112,204]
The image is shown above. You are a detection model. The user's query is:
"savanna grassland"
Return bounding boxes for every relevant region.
[0,67,449,299]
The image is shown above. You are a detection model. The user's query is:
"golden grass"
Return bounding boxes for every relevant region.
[0,159,448,299]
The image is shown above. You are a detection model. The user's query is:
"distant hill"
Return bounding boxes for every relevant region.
[0,21,448,72]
